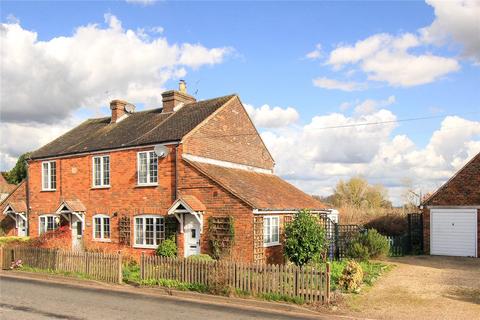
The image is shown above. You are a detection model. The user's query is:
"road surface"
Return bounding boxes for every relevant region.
[0,276,327,320]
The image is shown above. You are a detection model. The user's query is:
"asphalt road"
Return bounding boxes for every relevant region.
[0,276,325,320]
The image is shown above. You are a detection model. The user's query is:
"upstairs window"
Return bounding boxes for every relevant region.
[93,155,110,187]
[134,215,164,248]
[263,216,279,246]
[42,161,56,191]
[93,214,110,240]
[39,215,59,234]
[137,151,158,185]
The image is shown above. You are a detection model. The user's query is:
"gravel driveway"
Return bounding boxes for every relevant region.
[343,256,480,320]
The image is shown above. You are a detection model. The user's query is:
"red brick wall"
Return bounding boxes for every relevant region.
[183,97,275,170]
[0,182,27,236]
[27,145,177,255]
[177,149,255,262]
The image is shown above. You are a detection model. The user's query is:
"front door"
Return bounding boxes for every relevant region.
[71,215,84,251]
[184,214,200,257]
[17,217,26,237]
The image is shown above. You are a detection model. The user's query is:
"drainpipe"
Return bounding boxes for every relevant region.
[25,159,30,236]
[174,143,179,201]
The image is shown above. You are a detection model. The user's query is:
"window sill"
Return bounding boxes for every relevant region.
[93,239,112,243]
[91,186,110,190]
[264,242,280,248]
[41,189,56,192]
[135,184,158,188]
[133,244,158,249]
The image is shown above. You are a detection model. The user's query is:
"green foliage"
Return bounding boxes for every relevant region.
[186,254,214,262]
[258,292,305,304]
[20,265,93,281]
[347,229,390,260]
[338,260,364,292]
[139,278,208,292]
[333,176,391,209]
[207,216,235,260]
[156,237,177,257]
[122,261,141,283]
[5,152,31,184]
[284,210,327,267]
[0,236,30,245]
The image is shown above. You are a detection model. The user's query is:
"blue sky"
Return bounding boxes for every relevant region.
[1,0,479,204]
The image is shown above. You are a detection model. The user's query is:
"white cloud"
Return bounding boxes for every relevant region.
[422,0,480,64]
[354,95,396,115]
[306,43,322,60]
[244,104,299,128]
[327,33,460,87]
[125,0,157,5]
[263,109,480,205]
[312,77,366,91]
[0,14,232,124]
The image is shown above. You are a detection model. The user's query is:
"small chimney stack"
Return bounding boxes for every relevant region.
[161,80,196,113]
[110,99,135,123]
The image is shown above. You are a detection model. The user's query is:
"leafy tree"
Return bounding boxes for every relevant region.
[333,176,391,209]
[5,152,31,184]
[284,210,327,267]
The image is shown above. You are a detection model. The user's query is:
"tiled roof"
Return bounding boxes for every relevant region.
[186,160,325,211]
[4,200,27,213]
[0,174,15,194]
[30,95,235,160]
[423,152,480,206]
[58,199,87,212]
[180,195,206,212]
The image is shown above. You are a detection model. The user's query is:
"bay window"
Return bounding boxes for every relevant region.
[134,215,164,248]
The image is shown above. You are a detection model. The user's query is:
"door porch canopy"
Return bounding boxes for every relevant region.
[167,195,206,233]
[2,200,27,227]
[55,199,86,229]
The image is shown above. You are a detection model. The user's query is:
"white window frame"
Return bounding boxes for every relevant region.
[137,151,158,186]
[133,215,165,248]
[92,214,111,241]
[39,214,59,235]
[41,161,56,191]
[92,155,110,188]
[263,216,280,247]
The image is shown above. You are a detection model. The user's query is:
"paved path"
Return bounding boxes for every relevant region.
[0,276,333,320]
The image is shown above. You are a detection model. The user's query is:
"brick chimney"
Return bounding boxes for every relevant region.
[110,99,135,124]
[161,80,196,113]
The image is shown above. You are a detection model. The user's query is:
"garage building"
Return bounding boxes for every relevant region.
[422,152,479,258]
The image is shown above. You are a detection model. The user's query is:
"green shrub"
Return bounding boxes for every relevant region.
[284,210,327,267]
[186,254,214,262]
[338,260,364,292]
[156,237,177,257]
[347,229,389,260]
[0,236,30,245]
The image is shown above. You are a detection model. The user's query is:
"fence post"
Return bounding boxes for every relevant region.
[140,251,145,281]
[294,266,299,296]
[0,246,3,270]
[117,250,123,284]
[334,223,339,260]
[325,262,331,304]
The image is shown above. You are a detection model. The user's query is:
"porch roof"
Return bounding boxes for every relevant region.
[180,195,206,212]
[3,200,27,213]
[57,199,87,213]
[185,160,326,211]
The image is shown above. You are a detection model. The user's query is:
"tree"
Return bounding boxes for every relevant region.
[332,176,391,209]
[5,152,31,184]
[284,210,327,267]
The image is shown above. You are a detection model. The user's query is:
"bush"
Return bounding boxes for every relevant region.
[347,229,389,260]
[0,236,30,246]
[156,237,177,257]
[364,214,408,236]
[338,260,364,292]
[186,254,214,262]
[284,210,327,266]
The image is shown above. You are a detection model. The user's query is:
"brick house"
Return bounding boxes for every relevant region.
[1,82,325,263]
[422,152,479,258]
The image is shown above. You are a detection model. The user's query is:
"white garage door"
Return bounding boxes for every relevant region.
[431,209,477,257]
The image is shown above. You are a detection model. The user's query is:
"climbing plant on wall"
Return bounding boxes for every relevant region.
[207,216,235,260]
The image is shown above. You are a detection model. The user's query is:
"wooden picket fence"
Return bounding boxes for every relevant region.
[141,254,331,304]
[1,246,122,284]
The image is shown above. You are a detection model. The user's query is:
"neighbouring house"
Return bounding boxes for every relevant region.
[0,81,325,263]
[1,181,27,237]
[422,152,480,258]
